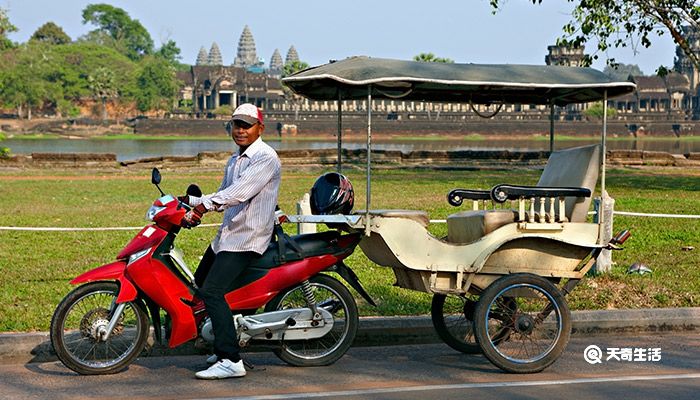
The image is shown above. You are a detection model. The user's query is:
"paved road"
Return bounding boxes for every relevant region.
[1,333,698,400]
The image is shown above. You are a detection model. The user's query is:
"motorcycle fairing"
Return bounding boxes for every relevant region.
[127,235,198,347]
[116,225,168,260]
[225,254,342,310]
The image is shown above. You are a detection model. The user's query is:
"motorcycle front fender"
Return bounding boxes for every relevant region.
[70,261,138,304]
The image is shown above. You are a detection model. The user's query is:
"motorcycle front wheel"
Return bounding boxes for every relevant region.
[50,281,150,375]
[264,274,358,366]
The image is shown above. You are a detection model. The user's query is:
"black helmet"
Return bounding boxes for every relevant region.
[310,172,354,215]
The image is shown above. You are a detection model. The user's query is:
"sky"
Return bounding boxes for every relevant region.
[3,0,677,75]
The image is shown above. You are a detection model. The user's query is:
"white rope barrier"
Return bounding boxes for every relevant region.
[0,211,698,232]
[0,223,220,232]
[614,211,700,219]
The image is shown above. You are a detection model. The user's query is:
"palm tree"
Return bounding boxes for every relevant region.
[413,53,454,63]
[88,67,118,121]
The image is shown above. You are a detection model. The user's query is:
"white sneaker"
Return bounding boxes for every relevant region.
[206,354,218,364]
[195,359,246,379]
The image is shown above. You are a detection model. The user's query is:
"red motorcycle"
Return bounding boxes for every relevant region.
[50,168,373,375]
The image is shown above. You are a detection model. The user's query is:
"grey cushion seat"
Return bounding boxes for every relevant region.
[447,210,517,244]
[446,144,600,244]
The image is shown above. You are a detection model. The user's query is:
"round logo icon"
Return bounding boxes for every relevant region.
[584,345,603,364]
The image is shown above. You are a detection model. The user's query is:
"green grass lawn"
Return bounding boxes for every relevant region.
[0,167,698,331]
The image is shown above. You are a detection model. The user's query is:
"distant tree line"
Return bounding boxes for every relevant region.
[0,3,317,122]
[0,3,184,120]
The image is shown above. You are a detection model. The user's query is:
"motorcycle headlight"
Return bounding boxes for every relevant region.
[146,205,166,221]
[128,247,151,266]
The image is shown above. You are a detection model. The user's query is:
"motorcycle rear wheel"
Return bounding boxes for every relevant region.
[264,274,358,366]
[50,281,150,375]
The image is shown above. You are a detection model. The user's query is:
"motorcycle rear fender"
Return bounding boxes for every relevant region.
[70,261,138,304]
[331,261,376,307]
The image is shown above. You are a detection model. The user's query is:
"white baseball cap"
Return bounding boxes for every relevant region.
[231,103,263,125]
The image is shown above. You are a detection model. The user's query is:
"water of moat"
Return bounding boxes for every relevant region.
[4,137,699,162]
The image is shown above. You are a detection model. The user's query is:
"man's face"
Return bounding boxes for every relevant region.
[231,119,264,148]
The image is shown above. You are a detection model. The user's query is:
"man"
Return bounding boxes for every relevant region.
[182,103,281,379]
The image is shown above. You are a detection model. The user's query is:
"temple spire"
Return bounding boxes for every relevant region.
[233,25,257,68]
[196,46,208,65]
[285,45,299,65]
[208,42,223,65]
[269,48,283,75]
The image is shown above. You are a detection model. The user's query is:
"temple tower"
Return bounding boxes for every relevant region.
[233,25,257,68]
[674,26,700,93]
[196,46,209,65]
[285,45,299,65]
[545,45,585,67]
[208,42,223,66]
[269,49,283,76]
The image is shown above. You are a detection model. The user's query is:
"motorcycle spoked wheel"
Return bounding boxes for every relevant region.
[264,274,358,366]
[50,281,150,375]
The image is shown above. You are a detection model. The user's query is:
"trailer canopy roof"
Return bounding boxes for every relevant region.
[282,56,636,106]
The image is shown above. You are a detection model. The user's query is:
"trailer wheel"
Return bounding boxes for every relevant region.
[430,294,480,354]
[474,273,571,373]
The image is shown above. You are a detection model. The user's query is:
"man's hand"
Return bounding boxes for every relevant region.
[177,195,190,205]
[182,204,207,227]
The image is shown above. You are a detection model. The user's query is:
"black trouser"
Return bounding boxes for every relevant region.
[195,246,257,363]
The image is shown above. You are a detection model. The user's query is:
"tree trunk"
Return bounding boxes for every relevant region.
[102,97,107,122]
[28,107,32,121]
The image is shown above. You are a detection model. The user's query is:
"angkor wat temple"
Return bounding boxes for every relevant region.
[176,26,700,122]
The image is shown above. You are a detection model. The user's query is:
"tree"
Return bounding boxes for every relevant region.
[584,101,617,119]
[413,53,454,63]
[490,0,700,72]
[0,133,9,158]
[0,43,56,119]
[0,7,17,50]
[156,39,181,65]
[81,3,154,60]
[133,56,179,113]
[31,22,71,45]
[88,67,117,121]
[603,63,644,81]
[52,42,136,102]
[282,60,310,77]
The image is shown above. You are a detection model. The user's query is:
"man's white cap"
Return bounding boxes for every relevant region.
[231,103,263,125]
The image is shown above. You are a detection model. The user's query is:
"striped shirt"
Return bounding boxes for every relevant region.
[190,137,281,254]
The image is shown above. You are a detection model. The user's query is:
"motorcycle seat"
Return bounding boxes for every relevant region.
[249,230,343,270]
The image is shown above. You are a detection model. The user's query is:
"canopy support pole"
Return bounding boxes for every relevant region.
[549,100,555,153]
[365,85,372,236]
[337,92,343,173]
[599,90,608,239]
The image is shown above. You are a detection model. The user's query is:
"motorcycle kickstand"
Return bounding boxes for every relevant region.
[242,357,265,371]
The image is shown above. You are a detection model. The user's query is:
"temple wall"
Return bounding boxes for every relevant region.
[133,116,700,137]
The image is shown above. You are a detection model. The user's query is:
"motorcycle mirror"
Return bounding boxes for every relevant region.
[186,184,202,197]
[151,168,165,196]
[151,168,162,185]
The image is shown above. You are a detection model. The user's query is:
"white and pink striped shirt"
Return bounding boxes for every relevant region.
[191,137,281,254]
